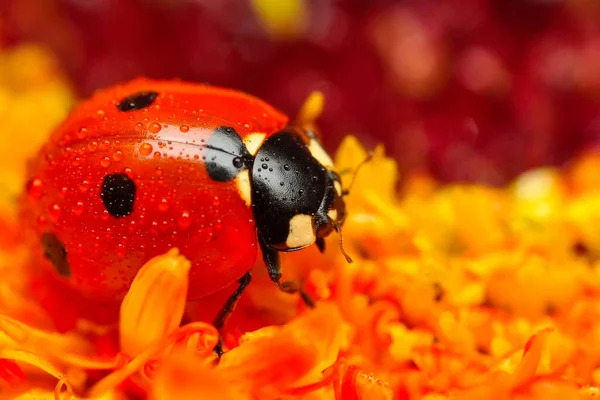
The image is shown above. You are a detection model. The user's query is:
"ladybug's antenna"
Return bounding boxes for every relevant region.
[342,151,374,196]
[334,225,353,263]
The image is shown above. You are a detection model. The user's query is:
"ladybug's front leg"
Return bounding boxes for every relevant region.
[212,271,252,357]
[258,235,315,308]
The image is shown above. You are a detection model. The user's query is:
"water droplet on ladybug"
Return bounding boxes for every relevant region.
[97,109,105,117]
[73,201,85,216]
[88,142,98,152]
[155,167,164,177]
[27,178,44,198]
[59,187,68,198]
[77,127,88,139]
[280,181,284,186]
[180,125,190,133]
[232,157,243,168]
[79,180,90,192]
[177,211,191,230]
[153,152,161,160]
[140,143,153,156]
[37,215,47,227]
[158,198,169,211]
[283,164,290,171]
[112,150,123,162]
[261,163,268,169]
[99,140,111,151]
[49,203,61,222]
[115,243,127,259]
[100,156,111,168]
[148,122,162,134]
[213,197,220,207]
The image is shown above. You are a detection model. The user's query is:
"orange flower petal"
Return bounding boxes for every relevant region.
[512,328,552,388]
[218,302,345,398]
[150,348,243,400]
[119,248,191,357]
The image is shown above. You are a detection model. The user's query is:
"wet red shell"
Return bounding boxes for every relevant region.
[21,78,288,303]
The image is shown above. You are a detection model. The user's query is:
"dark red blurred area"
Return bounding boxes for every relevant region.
[2,0,600,185]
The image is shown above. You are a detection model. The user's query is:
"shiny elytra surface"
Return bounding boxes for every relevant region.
[21,79,289,303]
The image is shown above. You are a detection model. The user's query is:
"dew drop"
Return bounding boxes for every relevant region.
[79,180,90,192]
[180,125,190,133]
[155,167,164,177]
[97,109,105,117]
[27,178,44,198]
[88,141,98,152]
[77,127,88,139]
[148,122,162,134]
[100,156,111,168]
[73,201,85,216]
[49,203,61,222]
[37,215,47,228]
[139,143,153,156]
[99,140,111,151]
[153,152,161,161]
[283,164,290,171]
[232,157,243,168]
[212,197,220,207]
[261,163,268,169]
[158,197,169,211]
[115,243,127,259]
[112,150,123,162]
[177,211,191,230]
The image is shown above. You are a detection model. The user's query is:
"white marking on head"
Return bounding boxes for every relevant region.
[334,180,342,196]
[236,169,252,207]
[308,139,334,169]
[244,132,267,156]
[286,214,316,249]
[327,209,338,221]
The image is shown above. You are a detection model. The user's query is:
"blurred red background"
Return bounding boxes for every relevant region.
[1,0,599,185]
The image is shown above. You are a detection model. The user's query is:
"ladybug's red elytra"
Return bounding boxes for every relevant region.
[21,78,347,338]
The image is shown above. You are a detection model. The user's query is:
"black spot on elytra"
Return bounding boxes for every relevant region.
[117,91,158,112]
[100,173,136,217]
[204,126,252,182]
[41,233,70,277]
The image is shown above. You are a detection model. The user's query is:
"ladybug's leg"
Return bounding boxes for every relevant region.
[212,271,252,356]
[259,235,315,308]
[315,237,326,253]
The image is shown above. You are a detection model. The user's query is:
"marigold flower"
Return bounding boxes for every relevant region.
[5,40,600,400]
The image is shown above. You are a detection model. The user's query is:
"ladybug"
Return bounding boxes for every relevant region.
[22,78,347,335]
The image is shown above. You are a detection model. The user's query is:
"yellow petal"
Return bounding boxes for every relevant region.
[120,248,191,357]
[250,0,309,40]
[297,90,325,128]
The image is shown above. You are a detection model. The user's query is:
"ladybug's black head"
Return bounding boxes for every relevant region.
[251,127,346,252]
